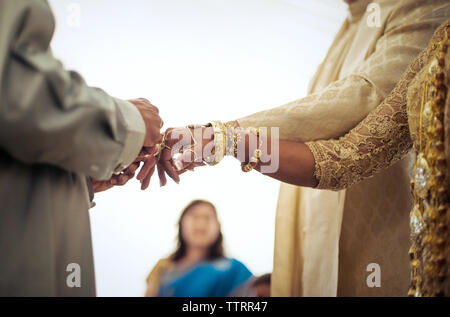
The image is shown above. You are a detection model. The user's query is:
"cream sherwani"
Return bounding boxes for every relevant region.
[238,0,450,296]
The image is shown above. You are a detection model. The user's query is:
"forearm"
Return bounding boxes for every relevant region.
[235,75,383,142]
[255,139,318,188]
[0,63,145,179]
[0,1,146,180]
[226,123,318,187]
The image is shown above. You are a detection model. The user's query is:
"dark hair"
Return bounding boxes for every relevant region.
[169,199,224,262]
[252,273,271,287]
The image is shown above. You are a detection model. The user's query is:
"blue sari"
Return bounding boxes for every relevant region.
[157,257,253,297]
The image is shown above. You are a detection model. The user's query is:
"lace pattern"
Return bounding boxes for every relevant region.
[306,22,450,191]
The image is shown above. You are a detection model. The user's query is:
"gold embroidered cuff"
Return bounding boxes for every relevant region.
[305,141,329,190]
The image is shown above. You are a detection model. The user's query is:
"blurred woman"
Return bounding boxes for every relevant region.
[145,199,253,297]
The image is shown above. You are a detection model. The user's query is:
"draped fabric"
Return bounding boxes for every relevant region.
[0,0,146,296]
[307,21,450,296]
[147,257,253,297]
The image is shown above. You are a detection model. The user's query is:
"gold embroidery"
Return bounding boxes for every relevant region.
[305,21,450,296]
[409,28,448,297]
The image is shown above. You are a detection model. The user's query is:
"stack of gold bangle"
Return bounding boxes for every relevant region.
[209,121,226,165]
[189,121,263,172]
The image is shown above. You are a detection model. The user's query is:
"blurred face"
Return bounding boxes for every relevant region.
[181,203,220,250]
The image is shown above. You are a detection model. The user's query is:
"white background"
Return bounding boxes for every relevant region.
[48,0,347,296]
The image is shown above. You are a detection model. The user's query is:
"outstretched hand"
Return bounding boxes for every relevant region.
[136,121,241,190]
[136,126,212,189]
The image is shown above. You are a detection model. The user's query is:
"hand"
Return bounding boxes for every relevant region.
[135,147,160,190]
[136,121,240,190]
[91,161,141,193]
[129,98,164,148]
[137,126,211,189]
[161,126,211,174]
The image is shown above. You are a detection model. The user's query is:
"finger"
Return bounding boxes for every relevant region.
[157,163,167,187]
[138,98,159,114]
[193,160,206,167]
[124,162,140,175]
[127,99,139,106]
[140,147,158,160]
[115,173,134,186]
[176,161,197,175]
[137,156,156,181]
[140,147,153,156]
[93,180,113,193]
[141,165,156,190]
[160,146,173,161]
[147,103,159,114]
[133,150,148,162]
[162,159,180,184]
[177,168,191,175]
[110,174,124,186]
[176,158,206,175]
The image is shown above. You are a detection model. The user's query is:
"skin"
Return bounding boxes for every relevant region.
[129,98,164,148]
[137,121,319,190]
[91,98,163,193]
[91,161,141,193]
[177,203,220,267]
[97,1,360,191]
[145,203,221,297]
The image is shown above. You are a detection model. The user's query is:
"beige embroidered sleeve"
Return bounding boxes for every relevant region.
[305,43,433,191]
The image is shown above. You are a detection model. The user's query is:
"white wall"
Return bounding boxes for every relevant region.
[48,0,347,296]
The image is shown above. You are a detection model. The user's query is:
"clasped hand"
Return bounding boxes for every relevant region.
[91,98,214,192]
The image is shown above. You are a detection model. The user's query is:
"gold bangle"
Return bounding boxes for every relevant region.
[209,121,226,165]
[241,127,263,173]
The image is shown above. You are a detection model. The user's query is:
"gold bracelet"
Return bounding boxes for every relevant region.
[241,128,262,173]
[204,121,226,166]
[153,132,171,157]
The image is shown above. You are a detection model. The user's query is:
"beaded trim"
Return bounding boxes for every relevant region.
[408,27,449,297]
